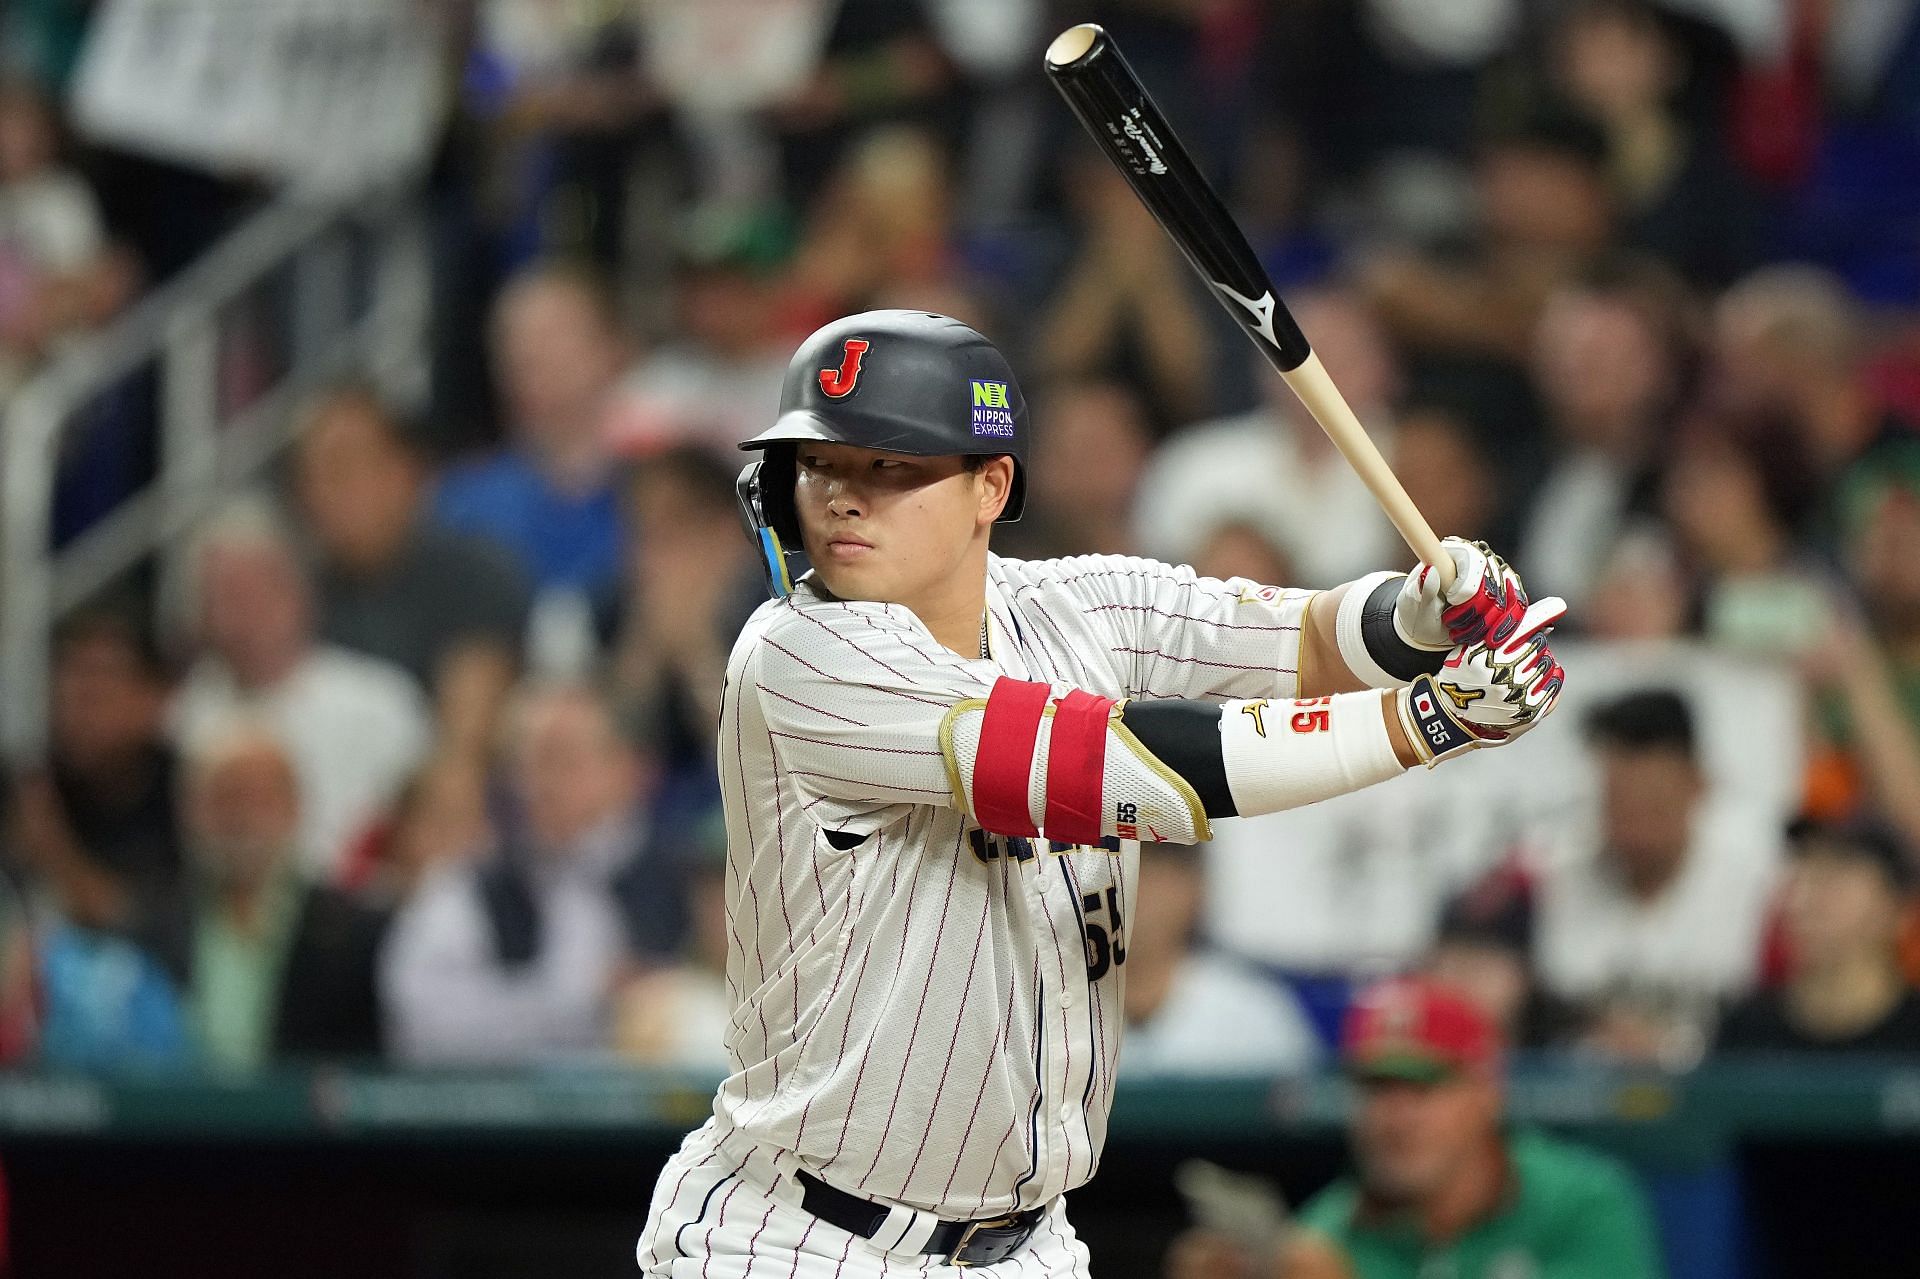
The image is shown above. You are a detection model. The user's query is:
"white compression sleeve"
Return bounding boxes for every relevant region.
[1218,691,1408,816]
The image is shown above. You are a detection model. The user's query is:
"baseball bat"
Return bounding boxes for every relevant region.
[1043,23,1455,590]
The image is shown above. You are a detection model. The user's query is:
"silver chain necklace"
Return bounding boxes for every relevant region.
[980,612,990,660]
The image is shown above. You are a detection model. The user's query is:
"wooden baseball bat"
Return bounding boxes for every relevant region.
[1044,23,1454,590]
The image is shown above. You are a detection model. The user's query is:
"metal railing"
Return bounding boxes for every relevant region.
[0,185,430,765]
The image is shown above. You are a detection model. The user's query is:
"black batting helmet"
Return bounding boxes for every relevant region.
[736,310,1029,596]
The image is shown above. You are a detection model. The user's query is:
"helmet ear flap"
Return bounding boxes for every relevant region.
[735,449,808,599]
[758,445,802,543]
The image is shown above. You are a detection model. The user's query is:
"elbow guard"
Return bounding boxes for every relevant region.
[940,678,1211,845]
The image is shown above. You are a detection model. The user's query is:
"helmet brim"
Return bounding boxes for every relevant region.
[740,409,1013,460]
[739,411,843,451]
[739,410,1027,523]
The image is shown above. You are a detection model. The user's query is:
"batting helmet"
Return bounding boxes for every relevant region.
[736,310,1029,597]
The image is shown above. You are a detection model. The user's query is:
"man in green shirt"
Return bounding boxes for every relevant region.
[152,722,388,1070]
[1284,977,1664,1279]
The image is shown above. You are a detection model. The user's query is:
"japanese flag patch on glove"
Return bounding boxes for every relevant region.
[1399,594,1567,767]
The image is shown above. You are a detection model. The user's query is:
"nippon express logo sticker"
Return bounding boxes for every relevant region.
[970,380,1015,438]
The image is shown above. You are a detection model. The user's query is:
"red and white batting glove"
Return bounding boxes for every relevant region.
[1394,538,1536,655]
[1397,594,1568,767]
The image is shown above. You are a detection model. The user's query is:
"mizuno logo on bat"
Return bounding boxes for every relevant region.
[1212,280,1281,350]
[1121,114,1168,175]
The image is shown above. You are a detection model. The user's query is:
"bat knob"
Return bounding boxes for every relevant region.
[1045,24,1104,69]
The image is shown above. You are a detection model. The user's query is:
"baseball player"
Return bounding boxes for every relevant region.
[636,311,1564,1276]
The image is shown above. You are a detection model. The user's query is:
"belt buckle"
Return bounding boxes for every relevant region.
[948,1212,1024,1268]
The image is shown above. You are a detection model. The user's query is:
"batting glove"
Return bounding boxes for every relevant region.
[1398,594,1567,767]
[1394,538,1536,654]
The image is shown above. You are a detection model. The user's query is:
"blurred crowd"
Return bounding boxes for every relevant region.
[4,0,1920,1092]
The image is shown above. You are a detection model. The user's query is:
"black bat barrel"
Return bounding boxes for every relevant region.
[1044,23,1313,372]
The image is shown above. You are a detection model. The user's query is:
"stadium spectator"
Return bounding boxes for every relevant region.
[608,224,790,458]
[1661,429,1828,656]
[1718,819,1920,1054]
[291,385,531,762]
[1708,264,1914,522]
[1581,525,1692,641]
[764,0,961,204]
[781,126,984,335]
[5,611,181,939]
[1807,454,1920,845]
[1551,0,1765,286]
[613,814,730,1073]
[1199,777,1457,1004]
[0,881,31,1065]
[170,499,432,884]
[606,447,759,782]
[25,869,190,1072]
[152,723,388,1070]
[0,76,135,397]
[1363,110,1618,362]
[1388,397,1509,553]
[1036,152,1213,430]
[347,757,495,906]
[1425,871,1584,1052]
[465,0,659,265]
[1528,690,1780,1064]
[380,682,682,1065]
[1516,271,1686,611]
[1121,843,1321,1077]
[1188,519,1296,592]
[994,379,1152,562]
[433,263,631,602]
[1135,288,1400,584]
[1166,978,1664,1279]
[1338,0,1521,164]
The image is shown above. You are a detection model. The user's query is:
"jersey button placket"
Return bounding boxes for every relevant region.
[1046,865,1089,1199]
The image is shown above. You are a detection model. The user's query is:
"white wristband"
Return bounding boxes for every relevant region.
[1336,570,1406,690]
[1218,690,1409,817]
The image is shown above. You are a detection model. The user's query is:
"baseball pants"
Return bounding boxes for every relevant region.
[637,1120,1093,1278]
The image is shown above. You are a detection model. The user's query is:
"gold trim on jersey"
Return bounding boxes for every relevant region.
[938,697,989,812]
[1295,590,1318,698]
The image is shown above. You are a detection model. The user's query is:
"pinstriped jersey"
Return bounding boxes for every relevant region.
[711,552,1312,1217]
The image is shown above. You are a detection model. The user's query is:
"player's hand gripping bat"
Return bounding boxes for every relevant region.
[1045,23,1455,590]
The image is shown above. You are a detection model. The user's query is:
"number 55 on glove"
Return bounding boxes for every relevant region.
[1398,596,1567,767]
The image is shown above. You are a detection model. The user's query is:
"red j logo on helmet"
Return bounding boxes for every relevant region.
[819,339,870,398]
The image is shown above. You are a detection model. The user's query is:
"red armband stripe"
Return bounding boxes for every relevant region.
[1044,689,1113,845]
[974,677,1050,836]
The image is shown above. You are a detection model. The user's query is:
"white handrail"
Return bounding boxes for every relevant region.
[0,185,428,764]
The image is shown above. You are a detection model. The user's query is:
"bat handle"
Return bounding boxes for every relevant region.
[1279,354,1457,592]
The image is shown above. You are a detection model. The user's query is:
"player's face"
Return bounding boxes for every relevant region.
[1351,1075,1500,1205]
[793,443,1008,605]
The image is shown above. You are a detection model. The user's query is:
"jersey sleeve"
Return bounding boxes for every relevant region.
[752,599,1211,845]
[1042,555,1314,703]
[751,600,997,838]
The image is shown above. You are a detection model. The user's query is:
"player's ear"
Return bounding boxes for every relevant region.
[975,455,1015,527]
